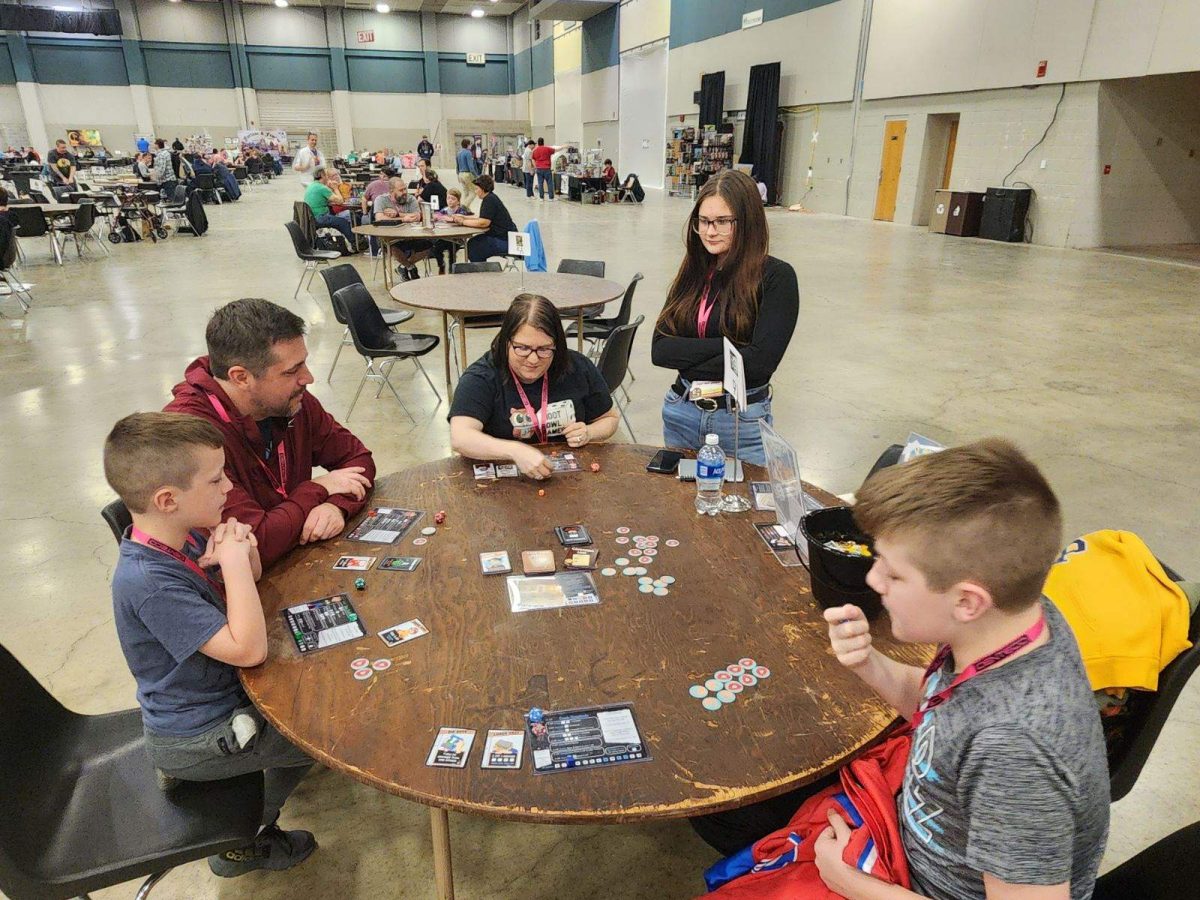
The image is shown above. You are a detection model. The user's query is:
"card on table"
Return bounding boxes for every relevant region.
[379,556,421,572]
[496,463,520,478]
[473,463,497,481]
[426,727,476,768]
[563,548,599,570]
[481,729,526,769]
[554,524,592,546]
[527,704,649,773]
[333,555,376,571]
[282,594,366,653]
[547,452,582,474]
[521,549,556,575]
[378,618,429,647]
[507,572,600,613]
[345,506,424,543]
[754,522,804,568]
[750,482,776,512]
[479,550,512,575]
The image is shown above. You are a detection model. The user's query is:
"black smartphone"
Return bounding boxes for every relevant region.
[646,449,683,474]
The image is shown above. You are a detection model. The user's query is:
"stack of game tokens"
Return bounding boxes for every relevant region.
[688,658,771,711]
[351,657,391,681]
[636,575,676,596]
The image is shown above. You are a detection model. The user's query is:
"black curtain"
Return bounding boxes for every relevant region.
[699,71,725,129]
[0,5,122,35]
[738,62,781,204]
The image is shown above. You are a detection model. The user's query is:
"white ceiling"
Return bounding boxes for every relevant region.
[234,0,527,14]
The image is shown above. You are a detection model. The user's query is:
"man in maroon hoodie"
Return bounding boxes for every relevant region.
[165,298,375,567]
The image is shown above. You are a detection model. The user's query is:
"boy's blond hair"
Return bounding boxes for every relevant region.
[853,438,1062,612]
[104,412,224,514]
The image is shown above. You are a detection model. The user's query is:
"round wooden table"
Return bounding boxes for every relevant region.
[390,271,625,391]
[241,444,926,899]
[353,223,483,291]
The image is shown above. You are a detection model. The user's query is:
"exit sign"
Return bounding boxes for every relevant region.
[466,52,486,65]
[356,29,374,44]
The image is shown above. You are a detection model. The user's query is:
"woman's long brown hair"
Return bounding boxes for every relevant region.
[656,169,769,344]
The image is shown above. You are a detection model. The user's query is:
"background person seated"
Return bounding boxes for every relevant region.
[304,167,357,250]
[446,175,516,263]
[373,177,430,281]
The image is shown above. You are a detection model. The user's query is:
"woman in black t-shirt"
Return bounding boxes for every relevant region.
[651,169,798,466]
[445,174,518,263]
[449,294,619,479]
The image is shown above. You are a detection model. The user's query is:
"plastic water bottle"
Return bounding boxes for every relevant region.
[695,433,726,516]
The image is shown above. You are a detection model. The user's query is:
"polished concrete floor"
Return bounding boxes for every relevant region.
[1,175,1196,899]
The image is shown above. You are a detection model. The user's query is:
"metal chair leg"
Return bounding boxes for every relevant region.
[134,869,171,900]
[413,357,442,402]
[346,365,371,421]
[615,393,637,442]
[293,264,309,299]
[327,328,350,383]
[378,359,416,423]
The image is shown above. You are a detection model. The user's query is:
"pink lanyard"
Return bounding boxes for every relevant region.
[510,370,549,444]
[205,393,289,498]
[130,526,225,599]
[696,270,717,337]
[911,615,1046,729]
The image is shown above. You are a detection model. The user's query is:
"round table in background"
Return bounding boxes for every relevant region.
[389,271,625,391]
[352,223,484,291]
[241,444,925,899]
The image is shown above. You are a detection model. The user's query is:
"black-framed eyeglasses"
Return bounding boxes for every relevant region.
[692,216,737,235]
[510,342,555,359]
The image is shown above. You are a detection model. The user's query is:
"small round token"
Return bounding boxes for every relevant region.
[660,575,676,585]
[716,689,736,704]
[600,567,617,576]
[647,535,659,542]
[353,668,373,680]
[653,587,669,596]
[615,536,630,544]
[740,673,758,687]
[371,659,391,671]
[715,670,733,682]
[726,680,744,694]
[622,567,637,576]
[350,657,370,670]
[635,567,648,575]
[739,657,756,668]
[639,556,653,564]
[643,548,658,557]
[638,584,654,593]
[666,539,680,548]
[689,685,708,699]
[638,576,654,584]
[727,663,744,676]
[616,527,630,534]
[420,526,437,536]
[701,696,722,712]
[704,678,723,692]
[413,537,428,546]
[754,666,771,679]
[614,557,630,566]
[632,535,644,541]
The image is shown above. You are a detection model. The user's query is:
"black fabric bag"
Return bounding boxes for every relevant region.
[625,174,645,203]
[184,191,208,236]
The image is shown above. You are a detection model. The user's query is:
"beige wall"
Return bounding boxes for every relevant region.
[619,0,669,53]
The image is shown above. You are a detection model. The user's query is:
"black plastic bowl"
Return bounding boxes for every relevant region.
[800,506,883,619]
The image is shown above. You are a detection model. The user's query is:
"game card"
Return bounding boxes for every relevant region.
[753,523,803,568]
[378,618,429,647]
[563,548,599,570]
[481,729,525,769]
[479,550,512,575]
[473,463,497,481]
[495,463,520,478]
[528,703,649,773]
[346,506,424,543]
[521,549,556,574]
[333,555,375,571]
[507,572,600,613]
[547,452,582,474]
[282,594,366,653]
[379,556,421,571]
[750,482,776,512]
[426,727,475,768]
[554,524,592,546]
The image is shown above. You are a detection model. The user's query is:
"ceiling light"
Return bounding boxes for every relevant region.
[375,3,389,11]
[274,0,288,7]
[470,8,484,17]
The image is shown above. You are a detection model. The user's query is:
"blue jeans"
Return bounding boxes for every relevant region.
[536,169,553,199]
[316,212,355,248]
[661,385,773,467]
[524,172,534,197]
[467,233,509,263]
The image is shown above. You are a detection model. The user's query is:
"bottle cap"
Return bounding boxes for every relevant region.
[705,433,718,445]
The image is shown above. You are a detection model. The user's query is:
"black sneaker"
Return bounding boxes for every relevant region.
[395,265,410,282]
[209,823,317,877]
[408,267,420,280]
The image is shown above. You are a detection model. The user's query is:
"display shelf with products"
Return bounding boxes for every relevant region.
[666,126,697,197]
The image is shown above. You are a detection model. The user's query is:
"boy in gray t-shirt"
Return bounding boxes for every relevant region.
[819,439,1109,900]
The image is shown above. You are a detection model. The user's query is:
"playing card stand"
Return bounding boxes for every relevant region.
[721,338,752,512]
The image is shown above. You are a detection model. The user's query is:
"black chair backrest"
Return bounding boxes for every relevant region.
[72,202,96,232]
[0,641,75,769]
[28,190,50,204]
[597,315,644,393]
[284,220,314,258]
[1108,595,1200,802]
[196,173,215,191]
[1092,821,1200,899]
[319,264,365,324]
[608,272,643,328]
[233,166,247,181]
[556,258,605,278]
[453,261,502,274]
[335,283,394,353]
[866,444,905,480]
[100,498,132,545]
[10,205,47,237]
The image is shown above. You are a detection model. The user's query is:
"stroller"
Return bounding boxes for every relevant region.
[108,186,167,243]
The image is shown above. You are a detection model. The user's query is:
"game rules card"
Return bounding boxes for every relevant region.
[346,506,424,544]
[481,730,525,769]
[426,728,476,768]
[283,594,366,653]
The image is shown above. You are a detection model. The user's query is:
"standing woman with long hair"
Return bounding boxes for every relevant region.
[652,169,798,466]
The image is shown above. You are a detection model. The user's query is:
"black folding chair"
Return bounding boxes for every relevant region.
[447,261,505,376]
[0,642,264,900]
[318,264,414,383]
[285,221,340,299]
[0,219,31,314]
[334,283,441,422]
[1093,821,1200,899]
[195,172,221,205]
[556,258,606,319]
[100,498,132,545]
[54,201,109,258]
[596,314,644,441]
[10,205,61,265]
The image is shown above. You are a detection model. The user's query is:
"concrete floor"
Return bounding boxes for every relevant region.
[1,176,1196,899]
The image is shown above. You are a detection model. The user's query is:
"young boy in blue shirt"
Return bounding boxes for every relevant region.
[817,438,1109,900]
[104,412,317,877]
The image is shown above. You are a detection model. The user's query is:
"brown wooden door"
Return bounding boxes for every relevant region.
[873,119,907,222]
[941,118,959,189]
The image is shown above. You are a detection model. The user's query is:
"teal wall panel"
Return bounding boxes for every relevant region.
[581,5,618,75]
[530,39,552,90]
[0,44,15,84]
[29,37,128,86]
[346,50,426,93]
[5,34,33,82]
[330,47,349,92]
[670,0,841,50]
[245,45,332,91]
[438,54,509,96]
[142,43,236,89]
[513,46,531,93]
